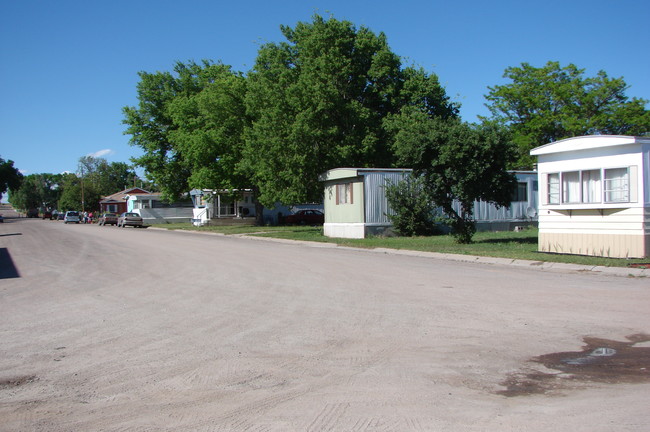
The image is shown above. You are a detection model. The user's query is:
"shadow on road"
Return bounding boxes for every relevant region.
[0,248,21,279]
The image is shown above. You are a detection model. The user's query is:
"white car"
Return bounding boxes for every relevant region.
[64,211,80,224]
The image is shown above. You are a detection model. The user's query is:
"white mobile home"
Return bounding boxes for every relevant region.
[530,135,650,258]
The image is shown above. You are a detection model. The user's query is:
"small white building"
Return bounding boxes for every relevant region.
[125,192,194,224]
[189,189,257,226]
[189,189,291,226]
[530,135,650,258]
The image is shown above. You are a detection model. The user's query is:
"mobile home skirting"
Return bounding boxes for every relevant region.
[323,222,366,239]
[537,207,650,258]
[539,232,648,258]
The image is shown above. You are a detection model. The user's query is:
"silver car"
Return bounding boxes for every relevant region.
[117,212,144,228]
[64,211,80,224]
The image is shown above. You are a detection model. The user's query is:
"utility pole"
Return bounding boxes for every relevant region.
[79,163,85,213]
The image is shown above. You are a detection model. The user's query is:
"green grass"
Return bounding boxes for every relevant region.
[154,223,649,268]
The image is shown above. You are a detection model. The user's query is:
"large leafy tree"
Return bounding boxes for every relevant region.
[123,60,243,201]
[484,61,650,168]
[244,14,457,207]
[0,157,23,197]
[166,64,249,192]
[386,109,517,243]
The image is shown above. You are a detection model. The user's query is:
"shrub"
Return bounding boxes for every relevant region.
[384,175,439,236]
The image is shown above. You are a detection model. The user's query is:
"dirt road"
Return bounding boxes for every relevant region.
[1,218,649,431]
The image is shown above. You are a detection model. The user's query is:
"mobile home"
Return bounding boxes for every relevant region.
[530,135,650,258]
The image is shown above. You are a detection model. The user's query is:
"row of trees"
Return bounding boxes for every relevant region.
[123,15,649,242]
[8,16,647,242]
[7,156,144,214]
[122,15,519,241]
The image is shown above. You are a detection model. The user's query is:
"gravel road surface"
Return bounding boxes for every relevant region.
[1,217,649,431]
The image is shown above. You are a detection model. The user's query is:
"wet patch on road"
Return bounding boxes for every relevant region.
[498,334,650,397]
[0,375,38,389]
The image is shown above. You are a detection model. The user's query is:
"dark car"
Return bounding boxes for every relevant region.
[98,212,118,226]
[284,209,324,225]
[117,212,144,228]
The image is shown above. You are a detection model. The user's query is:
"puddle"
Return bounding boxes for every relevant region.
[499,334,650,397]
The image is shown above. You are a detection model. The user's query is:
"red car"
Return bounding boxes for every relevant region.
[283,210,324,225]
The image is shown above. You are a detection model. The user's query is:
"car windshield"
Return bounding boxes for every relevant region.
[125,213,139,217]
[67,212,78,216]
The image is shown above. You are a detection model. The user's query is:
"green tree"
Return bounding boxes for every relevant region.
[123,61,243,201]
[8,173,63,212]
[484,61,650,168]
[57,173,101,212]
[78,156,137,197]
[384,174,439,236]
[244,14,457,207]
[167,64,249,192]
[387,109,516,243]
[0,157,23,197]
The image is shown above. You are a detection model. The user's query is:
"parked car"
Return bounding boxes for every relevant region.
[0,214,3,223]
[42,210,52,220]
[283,209,324,225]
[64,211,80,224]
[117,212,144,228]
[98,212,118,226]
[57,212,65,221]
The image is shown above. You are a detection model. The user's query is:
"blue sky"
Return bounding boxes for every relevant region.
[1,0,649,180]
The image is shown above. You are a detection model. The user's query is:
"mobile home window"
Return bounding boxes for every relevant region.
[511,182,528,202]
[547,173,560,204]
[581,169,601,203]
[561,171,580,203]
[336,183,353,205]
[604,168,629,203]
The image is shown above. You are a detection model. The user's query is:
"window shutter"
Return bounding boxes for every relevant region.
[540,173,548,205]
[629,165,638,203]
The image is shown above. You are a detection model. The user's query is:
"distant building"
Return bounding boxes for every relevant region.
[99,187,150,215]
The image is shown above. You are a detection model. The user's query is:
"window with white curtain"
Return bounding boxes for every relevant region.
[581,169,601,203]
[604,168,629,202]
[562,171,580,203]
[544,166,633,205]
[336,183,353,205]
